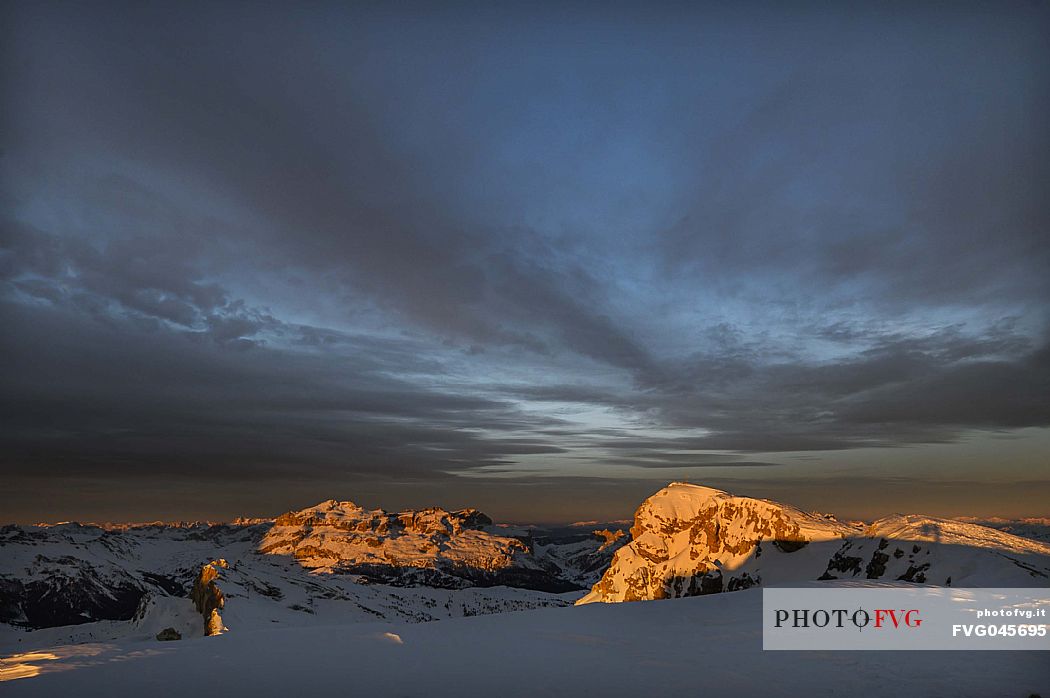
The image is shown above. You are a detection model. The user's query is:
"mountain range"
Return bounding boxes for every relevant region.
[2,483,1048,649]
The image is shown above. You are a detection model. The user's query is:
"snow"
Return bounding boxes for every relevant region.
[1,582,1046,697]
[871,514,1050,555]
[0,596,202,651]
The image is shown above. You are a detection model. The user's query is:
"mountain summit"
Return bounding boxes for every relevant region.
[260,500,579,591]
[579,482,1050,604]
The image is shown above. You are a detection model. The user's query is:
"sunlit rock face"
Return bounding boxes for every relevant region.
[271,500,493,536]
[579,483,1050,605]
[190,560,227,636]
[260,500,581,592]
[579,483,856,603]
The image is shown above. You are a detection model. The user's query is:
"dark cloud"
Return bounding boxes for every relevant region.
[1,1,1048,521]
[0,299,558,480]
[633,328,1050,452]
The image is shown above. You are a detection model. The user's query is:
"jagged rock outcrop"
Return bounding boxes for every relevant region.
[579,483,1050,604]
[260,500,581,592]
[191,559,227,636]
[271,500,493,535]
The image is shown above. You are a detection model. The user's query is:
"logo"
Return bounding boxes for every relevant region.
[763,587,1049,651]
[773,607,922,630]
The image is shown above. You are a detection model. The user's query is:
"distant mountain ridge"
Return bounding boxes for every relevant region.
[578,483,1050,604]
[953,516,1050,543]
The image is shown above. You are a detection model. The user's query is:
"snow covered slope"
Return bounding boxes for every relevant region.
[843,514,1050,586]
[1,583,1046,697]
[580,483,1050,603]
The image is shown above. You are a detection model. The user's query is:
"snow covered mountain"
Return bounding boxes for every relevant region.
[579,483,1050,604]
[0,501,626,637]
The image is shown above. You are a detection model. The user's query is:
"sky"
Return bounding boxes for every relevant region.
[1,1,1048,524]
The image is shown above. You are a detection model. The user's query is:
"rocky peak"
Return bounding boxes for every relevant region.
[273,500,369,528]
[396,507,493,537]
[257,500,580,592]
[271,501,493,539]
[629,482,852,554]
[579,483,1050,605]
[579,483,858,603]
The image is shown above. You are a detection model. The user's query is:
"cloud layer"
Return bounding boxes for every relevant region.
[2,1,1048,520]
